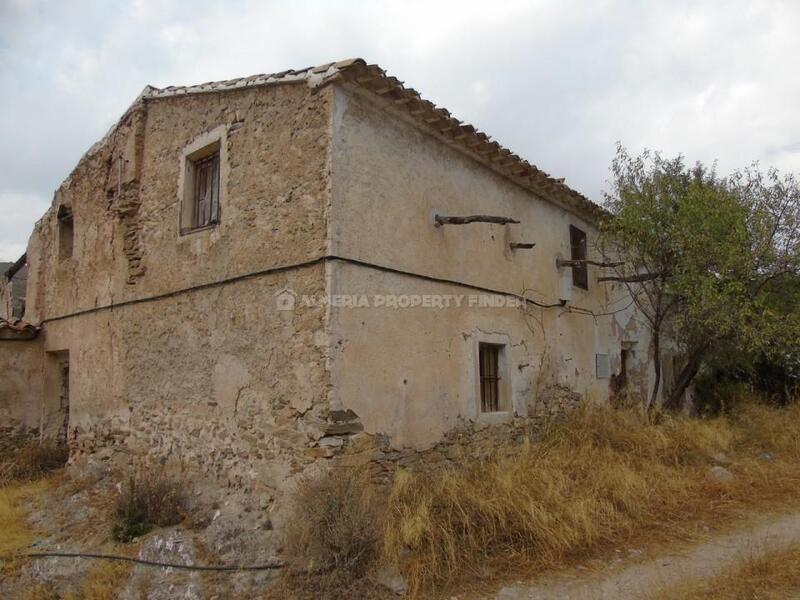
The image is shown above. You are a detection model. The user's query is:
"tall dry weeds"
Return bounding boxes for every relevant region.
[0,441,68,487]
[273,468,386,599]
[382,401,800,595]
[653,542,800,599]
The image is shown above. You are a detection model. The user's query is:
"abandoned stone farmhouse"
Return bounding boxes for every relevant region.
[0,59,673,486]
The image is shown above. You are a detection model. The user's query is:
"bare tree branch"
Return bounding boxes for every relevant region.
[597,272,667,283]
[557,259,624,268]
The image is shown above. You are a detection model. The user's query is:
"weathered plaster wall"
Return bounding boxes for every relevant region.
[0,340,49,447]
[11,82,336,491]
[4,73,672,477]
[326,262,563,448]
[327,85,656,449]
[39,266,329,492]
[27,82,333,322]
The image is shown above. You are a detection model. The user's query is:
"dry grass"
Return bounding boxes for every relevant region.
[284,468,384,574]
[113,464,189,542]
[11,562,133,600]
[0,441,68,487]
[2,469,132,599]
[64,562,133,600]
[0,479,49,556]
[11,587,59,600]
[270,468,386,600]
[0,478,52,587]
[655,543,800,599]
[382,401,800,595]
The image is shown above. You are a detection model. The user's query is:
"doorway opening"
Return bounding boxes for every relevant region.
[47,350,70,448]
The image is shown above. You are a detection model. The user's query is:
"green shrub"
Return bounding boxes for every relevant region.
[112,465,187,542]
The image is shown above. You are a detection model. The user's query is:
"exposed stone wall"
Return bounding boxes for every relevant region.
[13,82,336,493]
[27,82,333,323]
[106,108,148,285]
[307,405,583,487]
[38,264,330,496]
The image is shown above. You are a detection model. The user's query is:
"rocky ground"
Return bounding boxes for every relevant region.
[2,453,287,600]
[6,459,800,600]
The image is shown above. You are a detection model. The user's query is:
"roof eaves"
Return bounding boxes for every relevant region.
[4,253,26,281]
[140,59,365,100]
[50,58,605,227]
[333,61,607,222]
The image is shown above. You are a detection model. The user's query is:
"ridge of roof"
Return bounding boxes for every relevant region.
[141,59,361,98]
[56,58,604,223]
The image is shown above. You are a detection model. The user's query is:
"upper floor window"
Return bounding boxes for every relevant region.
[57,205,74,261]
[180,142,220,234]
[569,225,588,289]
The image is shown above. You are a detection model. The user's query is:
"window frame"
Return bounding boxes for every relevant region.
[181,143,221,234]
[57,205,74,261]
[569,224,588,290]
[479,343,502,413]
[596,353,610,379]
[177,126,227,238]
[473,332,514,420]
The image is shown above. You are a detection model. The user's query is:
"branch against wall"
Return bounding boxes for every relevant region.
[556,258,624,268]
[434,214,520,227]
[597,272,667,283]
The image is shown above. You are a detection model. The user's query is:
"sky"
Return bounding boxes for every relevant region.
[0,0,799,261]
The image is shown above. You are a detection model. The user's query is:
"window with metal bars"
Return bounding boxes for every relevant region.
[189,152,219,230]
[479,343,502,413]
[569,225,588,289]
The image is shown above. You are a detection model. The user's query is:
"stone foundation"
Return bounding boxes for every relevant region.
[306,392,585,486]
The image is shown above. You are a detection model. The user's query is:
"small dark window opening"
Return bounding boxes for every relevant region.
[47,350,70,449]
[479,343,502,413]
[569,225,588,289]
[183,149,220,233]
[619,348,630,388]
[12,299,25,320]
[57,206,74,260]
[58,355,70,447]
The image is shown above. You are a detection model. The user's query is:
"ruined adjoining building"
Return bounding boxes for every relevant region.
[0,59,672,491]
[1,255,28,321]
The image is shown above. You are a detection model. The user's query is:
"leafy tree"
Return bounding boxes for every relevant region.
[600,145,800,410]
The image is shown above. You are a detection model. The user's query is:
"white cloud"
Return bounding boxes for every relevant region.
[0,0,799,260]
[0,191,48,260]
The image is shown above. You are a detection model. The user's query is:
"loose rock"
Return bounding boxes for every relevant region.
[708,466,734,482]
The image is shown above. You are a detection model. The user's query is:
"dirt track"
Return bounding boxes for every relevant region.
[492,511,800,599]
